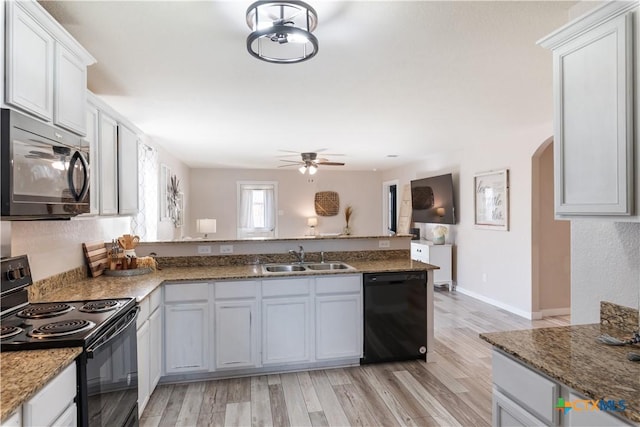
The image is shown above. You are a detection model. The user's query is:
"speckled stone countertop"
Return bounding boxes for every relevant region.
[480,324,640,424]
[34,258,435,303]
[0,347,82,422]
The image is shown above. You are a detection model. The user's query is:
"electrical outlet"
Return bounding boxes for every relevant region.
[197,246,212,255]
[378,240,390,248]
[220,245,234,254]
[482,273,488,283]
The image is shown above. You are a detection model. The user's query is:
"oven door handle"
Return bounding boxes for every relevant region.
[86,307,139,358]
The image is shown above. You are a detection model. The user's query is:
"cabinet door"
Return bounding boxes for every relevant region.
[316,294,362,360]
[165,302,209,374]
[118,125,139,215]
[429,245,452,283]
[3,409,21,427]
[410,243,429,263]
[84,104,100,215]
[553,14,633,215]
[493,388,546,427]
[23,362,76,427]
[98,112,119,215]
[215,300,258,369]
[262,297,311,365]
[54,43,87,135]
[5,2,54,121]
[51,403,78,427]
[149,308,162,391]
[136,320,150,416]
[565,392,630,427]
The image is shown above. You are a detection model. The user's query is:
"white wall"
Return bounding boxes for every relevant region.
[10,217,131,281]
[187,169,382,240]
[571,221,640,324]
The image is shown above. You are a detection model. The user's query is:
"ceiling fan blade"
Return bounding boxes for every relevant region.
[279,159,304,164]
[317,161,345,166]
[278,163,300,168]
[277,149,302,154]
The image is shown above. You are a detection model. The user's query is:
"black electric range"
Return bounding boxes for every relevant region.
[1,255,139,427]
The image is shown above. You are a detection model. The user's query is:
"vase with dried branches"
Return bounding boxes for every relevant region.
[343,205,353,235]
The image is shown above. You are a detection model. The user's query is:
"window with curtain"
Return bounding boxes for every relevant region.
[237,182,278,239]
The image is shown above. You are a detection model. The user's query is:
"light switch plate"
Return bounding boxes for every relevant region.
[379,240,390,248]
[197,246,212,254]
[220,245,233,254]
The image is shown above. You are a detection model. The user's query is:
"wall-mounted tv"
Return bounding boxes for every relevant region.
[411,173,456,224]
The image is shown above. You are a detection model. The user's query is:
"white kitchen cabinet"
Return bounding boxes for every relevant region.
[410,242,453,290]
[4,1,94,134]
[3,409,21,427]
[117,125,139,215]
[315,275,362,360]
[136,320,150,417]
[54,43,87,135]
[5,1,54,121]
[261,278,312,365]
[84,103,100,215]
[164,283,210,374]
[23,361,77,427]
[565,392,630,426]
[493,388,547,427]
[538,2,638,218]
[214,280,259,370]
[149,304,162,391]
[98,112,119,215]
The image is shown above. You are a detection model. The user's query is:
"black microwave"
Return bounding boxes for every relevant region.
[1,109,90,220]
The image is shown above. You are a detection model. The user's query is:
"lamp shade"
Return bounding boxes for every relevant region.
[307,217,318,227]
[197,219,217,235]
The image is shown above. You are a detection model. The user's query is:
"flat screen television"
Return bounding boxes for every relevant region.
[411,173,456,224]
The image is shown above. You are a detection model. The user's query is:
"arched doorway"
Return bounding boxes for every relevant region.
[531,137,571,318]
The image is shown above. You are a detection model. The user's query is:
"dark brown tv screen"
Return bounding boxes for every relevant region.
[411,173,456,224]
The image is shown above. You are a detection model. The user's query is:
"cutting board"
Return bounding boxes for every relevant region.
[82,241,109,277]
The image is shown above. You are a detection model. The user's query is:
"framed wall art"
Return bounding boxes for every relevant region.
[159,164,171,221]
[474,169,509,231]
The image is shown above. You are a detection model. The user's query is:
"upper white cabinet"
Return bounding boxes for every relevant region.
[4,1,95,135]
[98,111,119,216]
[84,103,100,215]
[117,125,139,215]
[538,2,638,218]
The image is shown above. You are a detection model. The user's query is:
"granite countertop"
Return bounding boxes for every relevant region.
[0,347,82,422]
[34,258,435,303]
[480,324,640,424]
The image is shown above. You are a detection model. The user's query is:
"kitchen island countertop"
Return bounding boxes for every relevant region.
[480,324,640,424]
[0,347,82,422]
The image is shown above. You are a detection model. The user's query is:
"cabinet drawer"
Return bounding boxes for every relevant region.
[165,282,208,302]
[23,362,76,427]
[492,350,559,426]
[263,278,310,297]
[150,287,162,312]
[215,281,258,299]
[315,275,361,295]
[137,297,150,329]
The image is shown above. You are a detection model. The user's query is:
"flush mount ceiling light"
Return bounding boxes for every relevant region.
[298,163,318,175]
[246,1,318,64]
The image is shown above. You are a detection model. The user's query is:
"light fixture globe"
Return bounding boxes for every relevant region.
[246,1,319,64]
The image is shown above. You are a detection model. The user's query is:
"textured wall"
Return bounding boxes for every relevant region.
[571,221,640,324]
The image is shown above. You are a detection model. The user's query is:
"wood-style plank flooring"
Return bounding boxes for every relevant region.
[141,288,570,427]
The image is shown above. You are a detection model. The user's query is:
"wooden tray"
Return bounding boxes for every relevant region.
[104,268,152,277]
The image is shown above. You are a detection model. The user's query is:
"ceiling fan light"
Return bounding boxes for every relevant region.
[308,164,318,175]
[246,1,318,64]
[299,165,307,174]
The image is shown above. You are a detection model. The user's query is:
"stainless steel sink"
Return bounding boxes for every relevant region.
[263,264,307,273]
[305,262,353,271]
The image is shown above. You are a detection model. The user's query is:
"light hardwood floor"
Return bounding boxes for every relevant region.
[141,288,570,427]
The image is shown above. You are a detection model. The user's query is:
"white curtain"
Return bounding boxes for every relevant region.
[239,187,255,229]
[264,188,275,231]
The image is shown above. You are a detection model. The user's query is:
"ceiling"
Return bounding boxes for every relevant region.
[40,1,575,171]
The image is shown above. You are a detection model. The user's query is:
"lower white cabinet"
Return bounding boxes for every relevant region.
[262,277,312,365]
[23,361,77,427]
[164,283,210,374]
[315,275,362,360]
[136,320,150,417]
[137,287,162,416]
[3,409,21,427]
[213,280,260,370]
[410,242,453,290]
[564,392,630,427]
[493,388,546,427]
[149,307,162,390]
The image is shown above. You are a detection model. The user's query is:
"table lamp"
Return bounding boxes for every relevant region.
[307,217,318,236]
[197,219,217,239]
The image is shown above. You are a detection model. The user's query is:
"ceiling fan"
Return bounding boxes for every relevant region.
[278,151,345,175]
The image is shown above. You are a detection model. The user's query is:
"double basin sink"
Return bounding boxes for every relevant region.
[262,262,355,274]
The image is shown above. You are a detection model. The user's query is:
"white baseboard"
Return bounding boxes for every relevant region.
[534,307,571,319]
[455,286,534,320]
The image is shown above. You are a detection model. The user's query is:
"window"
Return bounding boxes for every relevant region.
[237,182,278,239]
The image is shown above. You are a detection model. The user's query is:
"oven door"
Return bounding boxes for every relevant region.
[81,307,139,427]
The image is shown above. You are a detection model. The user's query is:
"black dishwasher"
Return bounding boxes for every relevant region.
[361,271,427,364]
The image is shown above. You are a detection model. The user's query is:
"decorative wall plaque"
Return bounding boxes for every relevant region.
[315,191,339,216]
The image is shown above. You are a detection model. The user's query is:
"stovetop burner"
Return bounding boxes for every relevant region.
[0,325,23,340]
[79,300,121,313]
[28,319,96,338]
[17,302,74,319]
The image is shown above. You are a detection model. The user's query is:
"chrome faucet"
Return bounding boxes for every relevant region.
[320,251,326,263]
[289,246,305,264]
